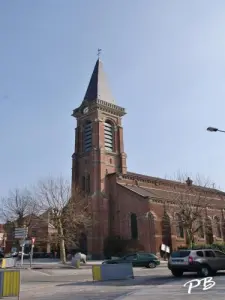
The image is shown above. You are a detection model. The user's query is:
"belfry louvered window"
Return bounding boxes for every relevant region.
[104,121,114,151]
[83,121,92,152]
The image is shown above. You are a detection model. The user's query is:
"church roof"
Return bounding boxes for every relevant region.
[123,171,225,195]
[83,59,115,104]
[113,172,225,199]
[117,183,225,208]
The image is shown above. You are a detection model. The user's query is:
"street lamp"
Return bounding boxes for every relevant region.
[207,127,225,133]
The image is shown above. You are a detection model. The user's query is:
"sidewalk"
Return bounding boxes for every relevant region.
[14,258,168,270]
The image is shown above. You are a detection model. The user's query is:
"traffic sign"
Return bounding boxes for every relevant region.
[14,227,28,239]
[31,237,35,245]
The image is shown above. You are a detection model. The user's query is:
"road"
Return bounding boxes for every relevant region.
[7,265,225,299]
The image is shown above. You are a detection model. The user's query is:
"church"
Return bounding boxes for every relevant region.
[71,58,225,259]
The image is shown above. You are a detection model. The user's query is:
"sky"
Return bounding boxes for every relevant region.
[1,0,225,196]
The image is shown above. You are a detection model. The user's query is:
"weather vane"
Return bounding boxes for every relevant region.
[97,48,102,59]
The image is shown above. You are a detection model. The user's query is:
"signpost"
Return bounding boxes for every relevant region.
[14,227,28,267]
[30,237,35,268]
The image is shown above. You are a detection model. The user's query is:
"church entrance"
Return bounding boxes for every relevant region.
[161,213,172,258]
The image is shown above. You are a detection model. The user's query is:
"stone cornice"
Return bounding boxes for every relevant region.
[72,99,126,118]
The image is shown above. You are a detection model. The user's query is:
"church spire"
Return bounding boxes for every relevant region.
[83,58,115,104]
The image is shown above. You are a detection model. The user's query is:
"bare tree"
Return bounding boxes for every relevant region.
[35,177,91,263]
[1,188,38,226]
[1,188,38,251]
[163,174,219,248]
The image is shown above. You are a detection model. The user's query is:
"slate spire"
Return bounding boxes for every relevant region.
[83,59,115,104]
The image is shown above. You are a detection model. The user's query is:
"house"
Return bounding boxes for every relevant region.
[4,211,57,253]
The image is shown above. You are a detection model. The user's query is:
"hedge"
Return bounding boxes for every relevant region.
[178,243,225,252]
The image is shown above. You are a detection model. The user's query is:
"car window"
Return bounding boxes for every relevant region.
[139,253,153,259]
[204,250,215,258]
[125,254,137,260]
[196,251,204,257]
[214,251,225,257]
[171,251,190,258]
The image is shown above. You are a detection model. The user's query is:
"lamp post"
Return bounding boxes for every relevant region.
[207,127,225,133]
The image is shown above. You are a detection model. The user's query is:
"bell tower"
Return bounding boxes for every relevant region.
[71,57,127,258]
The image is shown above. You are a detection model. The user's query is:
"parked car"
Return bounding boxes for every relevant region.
[11,252,18,258]
[168,248,225,277]
[102,252,160,268]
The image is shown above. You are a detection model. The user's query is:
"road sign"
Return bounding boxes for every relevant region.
[19,241,25,247]
[14,227,28,239]
[20,240,31,246]
[31,237,35,245]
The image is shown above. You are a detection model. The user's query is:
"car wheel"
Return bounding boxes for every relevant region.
[147,262,156,269]
[171,269,183,277]
[198,265,211,277]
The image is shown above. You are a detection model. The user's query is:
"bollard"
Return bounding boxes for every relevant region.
[74,259,80,269]
[92,265,102,281]
[71,258,80,269]
[1,258,16,269]
[0,269,20,299]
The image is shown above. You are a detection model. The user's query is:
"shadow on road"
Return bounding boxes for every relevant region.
[54,272,225,288]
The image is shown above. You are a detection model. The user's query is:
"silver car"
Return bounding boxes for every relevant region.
[168,249,225,277]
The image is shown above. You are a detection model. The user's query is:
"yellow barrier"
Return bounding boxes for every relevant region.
[1,258,16,269]
[1,259,6,268]
[0,270,20,299]
[92,265,102,281]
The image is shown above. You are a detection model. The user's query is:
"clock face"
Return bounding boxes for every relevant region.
[83,107,89,114]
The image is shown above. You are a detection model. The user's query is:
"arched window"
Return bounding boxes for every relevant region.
[82,176,85,191]
[197,219,204,238]
[222,218,225,240]
[205,217,214,244]
[161,212,172,247]
[86,174,90,194]
[104,121,114,152]
[214,216,222,238]
[175,214,184,238]
[83,121,92,152]
[130,213,138,240]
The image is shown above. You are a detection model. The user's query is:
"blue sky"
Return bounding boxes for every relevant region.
[1,0,225,196]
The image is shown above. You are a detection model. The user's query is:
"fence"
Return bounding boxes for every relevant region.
[92,263,134,281]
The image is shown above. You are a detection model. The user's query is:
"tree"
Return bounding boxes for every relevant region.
[1,188,38,226]
[163,174,218,248]
[1,188,38,251]
[35,176,91,263]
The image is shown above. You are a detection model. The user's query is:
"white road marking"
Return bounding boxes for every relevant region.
[29,269,51,276]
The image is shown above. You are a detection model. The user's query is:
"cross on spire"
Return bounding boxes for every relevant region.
[97,48,102,59]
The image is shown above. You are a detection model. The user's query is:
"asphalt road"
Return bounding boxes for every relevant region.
[7,266,225,299]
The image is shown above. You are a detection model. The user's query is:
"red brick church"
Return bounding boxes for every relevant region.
[71,58,225,259]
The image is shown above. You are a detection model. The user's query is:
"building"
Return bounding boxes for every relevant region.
[71,58,225,259]
[4,212,57,254]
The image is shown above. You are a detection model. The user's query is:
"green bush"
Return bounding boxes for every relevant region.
[177,243,225,252]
